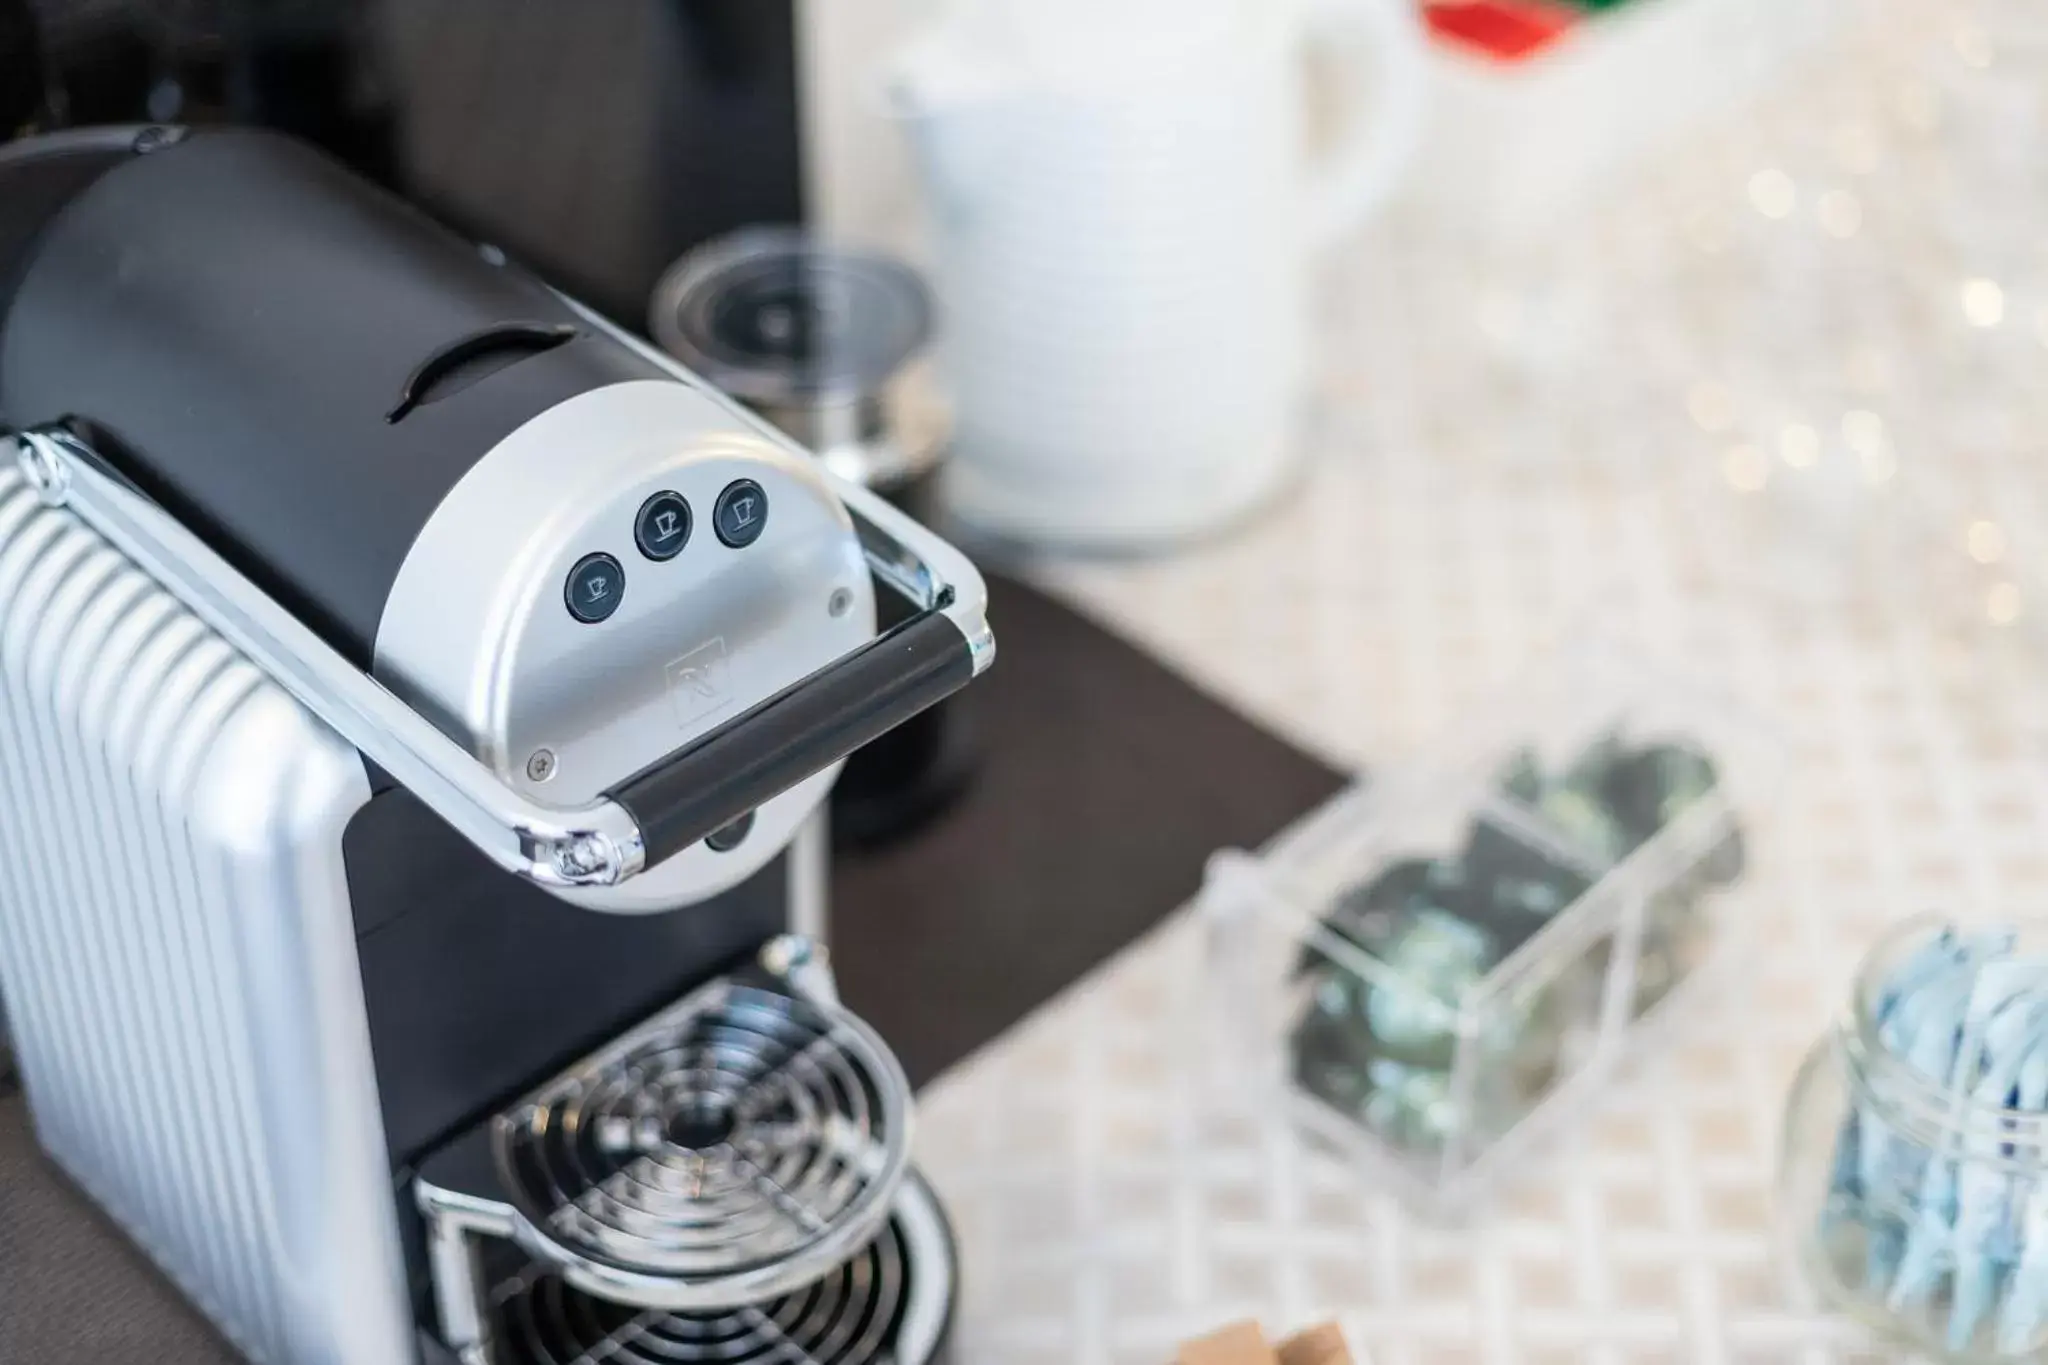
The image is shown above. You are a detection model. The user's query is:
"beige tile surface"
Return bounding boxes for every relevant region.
[909,1,2048,1360]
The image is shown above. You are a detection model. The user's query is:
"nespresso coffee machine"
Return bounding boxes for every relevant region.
[0,125,991,1365]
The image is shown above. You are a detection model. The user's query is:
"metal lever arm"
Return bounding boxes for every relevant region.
[11,422,992,891]
[611,610,974,866]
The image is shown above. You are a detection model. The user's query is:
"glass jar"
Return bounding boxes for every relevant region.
[1779,916,2048,1362]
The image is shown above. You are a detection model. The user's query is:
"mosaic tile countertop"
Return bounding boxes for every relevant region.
[906,1,2048,1361]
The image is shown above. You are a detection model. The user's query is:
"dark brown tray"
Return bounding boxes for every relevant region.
[832,571,1343,1086]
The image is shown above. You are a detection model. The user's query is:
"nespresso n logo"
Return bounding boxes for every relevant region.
[665,639,734,726]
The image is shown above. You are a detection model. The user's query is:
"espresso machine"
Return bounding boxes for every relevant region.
[0,124,992,1365]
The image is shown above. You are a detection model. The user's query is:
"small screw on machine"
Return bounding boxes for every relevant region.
[828,588,853,618]
[525,749,557,783]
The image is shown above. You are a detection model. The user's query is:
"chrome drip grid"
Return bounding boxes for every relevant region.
[487,1168,956,1365]
[418,940,925,1364]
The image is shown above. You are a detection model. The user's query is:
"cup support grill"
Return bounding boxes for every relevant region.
[483,1167,956,1365]
[416,938,917,1364]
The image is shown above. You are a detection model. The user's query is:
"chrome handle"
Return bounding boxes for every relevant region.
[11,418,992,891]
[13,426,646,889]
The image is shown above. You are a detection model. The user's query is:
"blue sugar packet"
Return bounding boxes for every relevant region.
[1941,998,2048,1349]
[1857,935,2001,1288]
[1999,1175,2048,1354]
[1843,933,2015,1301]
[1888,963,2045,1313]
[1835,933,1965,1203]
[1994,1029,2048,1354]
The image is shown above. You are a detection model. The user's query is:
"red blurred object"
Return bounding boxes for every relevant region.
[1424,0,1579,62]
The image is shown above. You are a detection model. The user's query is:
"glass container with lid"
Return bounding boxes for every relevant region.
[649,227,945,513]
[1779,915,2048,1362]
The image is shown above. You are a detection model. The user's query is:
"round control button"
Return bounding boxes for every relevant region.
[705,810,756,853]
[713,479,769,548]
[634,491,693,561]
[564,553,625,624]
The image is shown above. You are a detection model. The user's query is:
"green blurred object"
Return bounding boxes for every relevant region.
[1462,819,1592,949]
[1494,730,1746,1021]
[1495,732,1725,864]
[1365,908,1493,1064]
[1289,823,1598,1156]
[1290,727,1748,1159]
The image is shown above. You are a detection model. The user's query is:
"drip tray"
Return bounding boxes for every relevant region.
[417,942,921,1348]
[487,1168,956,1365]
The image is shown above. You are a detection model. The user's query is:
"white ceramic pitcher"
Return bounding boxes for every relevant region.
[891,0,1424,549]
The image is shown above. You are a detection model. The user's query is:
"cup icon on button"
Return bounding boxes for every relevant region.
[635,491,693,562]
[714,480,768,548]
[565,553,626,624]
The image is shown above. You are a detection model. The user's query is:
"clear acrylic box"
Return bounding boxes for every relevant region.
[1200,647,1779,1215]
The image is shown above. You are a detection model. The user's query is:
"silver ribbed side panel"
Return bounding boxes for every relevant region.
[0,467,416,1365]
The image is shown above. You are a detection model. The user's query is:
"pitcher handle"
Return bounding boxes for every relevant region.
[1301,0,1428,251]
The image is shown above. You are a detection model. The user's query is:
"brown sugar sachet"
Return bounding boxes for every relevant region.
[1178,1321,1278,1365]
[1176,1321,1354,1365]
[1277,1323,1353,1365]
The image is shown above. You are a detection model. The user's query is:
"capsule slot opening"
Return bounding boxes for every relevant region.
[387,322,579,423]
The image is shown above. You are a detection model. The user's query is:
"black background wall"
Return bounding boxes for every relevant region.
[9,0,806,319]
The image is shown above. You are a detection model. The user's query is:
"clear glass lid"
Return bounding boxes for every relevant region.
[649,227,934,409]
